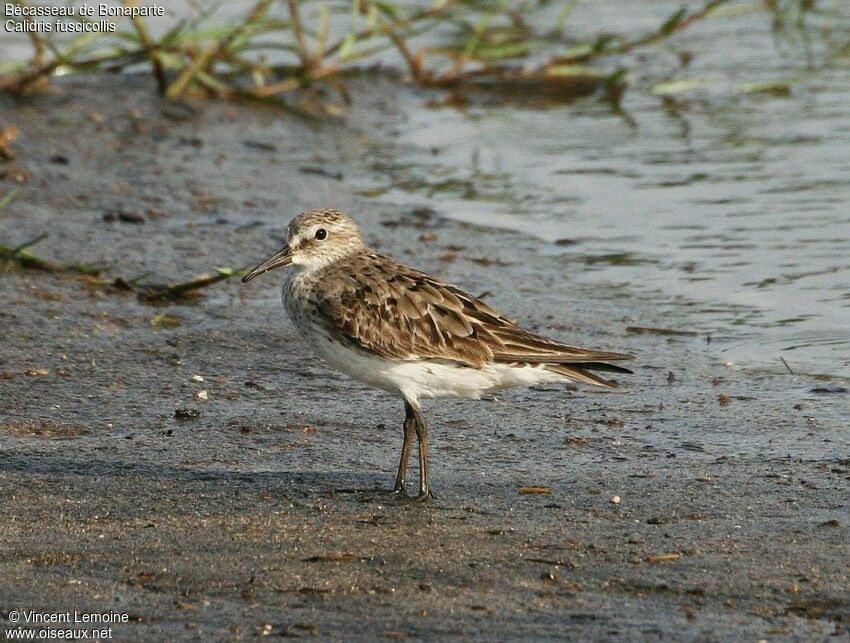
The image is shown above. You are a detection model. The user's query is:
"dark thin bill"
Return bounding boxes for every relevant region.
[241,246,292,282]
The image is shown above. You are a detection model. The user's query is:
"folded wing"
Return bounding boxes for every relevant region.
[315,253,634,386]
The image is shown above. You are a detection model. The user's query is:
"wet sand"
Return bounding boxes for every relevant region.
[0,76,848,640]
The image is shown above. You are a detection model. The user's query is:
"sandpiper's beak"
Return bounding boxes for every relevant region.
[241,245,292,282]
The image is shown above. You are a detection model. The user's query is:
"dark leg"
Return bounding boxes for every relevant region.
[335,401,424,497]
[394,403,416,493]
[407,401,433,501]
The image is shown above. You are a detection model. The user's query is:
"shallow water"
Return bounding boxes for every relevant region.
[362,4,850,379]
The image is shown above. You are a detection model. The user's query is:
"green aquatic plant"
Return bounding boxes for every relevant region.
[0,231,102,274]
[0,0,836,109]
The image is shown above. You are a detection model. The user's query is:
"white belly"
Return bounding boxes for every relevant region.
[282,280,569,403]
[294,316,567,403]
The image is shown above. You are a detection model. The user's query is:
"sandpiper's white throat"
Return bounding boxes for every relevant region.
[242,208,634,500]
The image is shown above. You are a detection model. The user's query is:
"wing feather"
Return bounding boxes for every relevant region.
[312,252,634,375]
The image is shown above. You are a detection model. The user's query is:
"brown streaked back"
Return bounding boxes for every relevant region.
[302,250,634,379]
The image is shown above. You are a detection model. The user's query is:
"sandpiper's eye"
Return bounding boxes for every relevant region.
[315,228,327,240]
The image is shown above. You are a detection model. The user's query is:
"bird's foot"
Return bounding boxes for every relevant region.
[387,483,436,502]
[412,489,436,503]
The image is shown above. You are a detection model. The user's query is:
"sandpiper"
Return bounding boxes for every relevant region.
[242,208,634,500]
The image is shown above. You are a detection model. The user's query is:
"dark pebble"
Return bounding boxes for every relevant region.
[299,166,342,180]
[243,139,277,152]
[104,209,145,224]
[809,386,847,395]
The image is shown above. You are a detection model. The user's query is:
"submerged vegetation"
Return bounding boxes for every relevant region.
[0,214,247,301]
[0,231,101,274]
[1,0,842,111]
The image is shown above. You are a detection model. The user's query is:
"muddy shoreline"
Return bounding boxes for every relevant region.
[0,76,847,640]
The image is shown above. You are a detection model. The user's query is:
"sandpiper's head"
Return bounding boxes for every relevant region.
[242,208,364,282]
